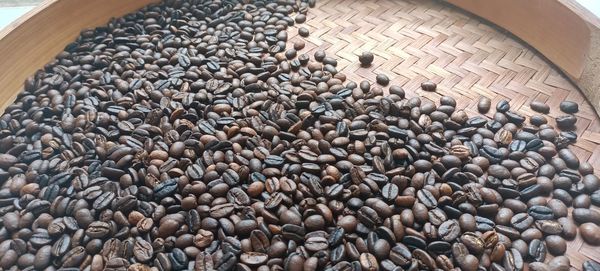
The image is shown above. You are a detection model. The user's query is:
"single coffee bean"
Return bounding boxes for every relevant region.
[496,99,510,113]
[535,220,563,235]
[560,101,579,113]
[438,219,461,242]
[528,239,546,262]
[298,27,310,37]
[556,114,577,129]
[548,256,571,271]
[530,101,550,114]
[359,253,379,271]
[359,52,374,66]
[573,208,600,224]
[0,1,599,270]
[528,205,554,220]
[478,96,491,113]
[421,81,437,92]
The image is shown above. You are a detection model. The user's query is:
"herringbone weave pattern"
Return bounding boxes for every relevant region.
[287,0,600,268]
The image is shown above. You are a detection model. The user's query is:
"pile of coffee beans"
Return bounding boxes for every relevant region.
[0,0,599,270]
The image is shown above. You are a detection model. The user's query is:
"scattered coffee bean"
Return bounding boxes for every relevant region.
[478,96,491,113]
[421,81,437,92]
[584,260,600,271]
[581,223,600,245]
[560,101,579,113]
[359,51,374,66]
[530,101,550,114]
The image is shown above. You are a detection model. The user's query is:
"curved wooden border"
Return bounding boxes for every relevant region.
[0,0,156,112]
[445,0,600,115]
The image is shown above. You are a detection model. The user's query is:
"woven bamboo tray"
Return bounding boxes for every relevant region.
[0,0,599,269]
[285,0,600,269]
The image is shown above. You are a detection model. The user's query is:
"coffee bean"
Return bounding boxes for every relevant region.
[503,248,524,271]
[298,27,310,37]
[359,52,374,66]
[380,183,398,202]
[421,81,437,92]
[240,252,268,266]
[511,213,533,231]
[0,154,17,169]
[389,244,412,266]
[62,246,86,267]
[359,253,378,271]
[583,260,600,271]
[439,219,461,242]
[548,256,570,271]
[478,97,491,113]
[528,205,554,220]
[460,232,485,255]
[86,221,111,239]
[573,208,600,224]
[496,99,510,113]
[581,223,600,245]
[528,239,546,262]
[133,237,153,263]
[530,101,550,114]
[556,114,577,129]
[560,101,579,113]
[295,14,307,23]
[460,254,479,271]
[544,235,566,256]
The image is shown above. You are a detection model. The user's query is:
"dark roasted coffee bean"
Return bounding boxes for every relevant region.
[154,178,178,200]
[530,101,550,114]
[581,223,600,245]
[535,220,563,235]
[438,219,461,242]
[496,100,510,113]
[583,260,600,271]
[134,237,153,263]
[416,189,437,208]
[478,97,491,113]
[556,114,577,129]
[528,239,546,262]
[359,52,374,66]
[381,183,399,202]
[548,256,570,271]
[389,244,412,266]
[511,213,534,231]
[0,1,599,270]
[560,101,578,113]
[545,235,566,256]
[359,253,379,271]
[298,27,310,37]
[573,208,600,224]
[376,74,390,86]
[528,205,553,220]
[460,255,479,271]
[460,232,484,255]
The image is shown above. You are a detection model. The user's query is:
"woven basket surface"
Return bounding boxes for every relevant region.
[287,0,600,268]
